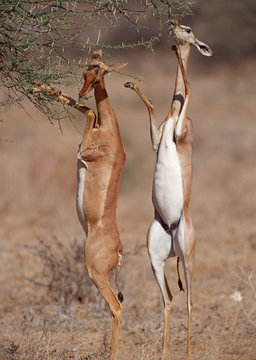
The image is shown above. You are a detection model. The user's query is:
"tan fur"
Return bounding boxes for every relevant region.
[34,50,126,360]
[78,51,126,360]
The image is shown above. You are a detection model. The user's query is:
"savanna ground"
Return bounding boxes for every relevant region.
[0,49,256,359]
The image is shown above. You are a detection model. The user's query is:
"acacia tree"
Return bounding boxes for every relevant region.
[0,0,192,121]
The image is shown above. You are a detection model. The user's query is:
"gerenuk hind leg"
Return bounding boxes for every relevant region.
[174,209,196,359]
[87,265,122,360]
[147,218,174,360]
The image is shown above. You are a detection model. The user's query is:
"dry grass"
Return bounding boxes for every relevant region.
[26,237,94,306]
[1,57,256,359]
[0,332,67,360]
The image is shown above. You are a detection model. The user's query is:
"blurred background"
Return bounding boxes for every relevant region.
[0,1,255,359]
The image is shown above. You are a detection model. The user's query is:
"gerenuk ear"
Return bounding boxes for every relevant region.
[104,63,128,73]
[194,39,214,57]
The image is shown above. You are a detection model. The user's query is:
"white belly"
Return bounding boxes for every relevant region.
[153,130,183,227]
[76,159,88,236]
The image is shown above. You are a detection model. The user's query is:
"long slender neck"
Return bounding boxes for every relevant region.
[169,43,191,118]
[94,77,117,130]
